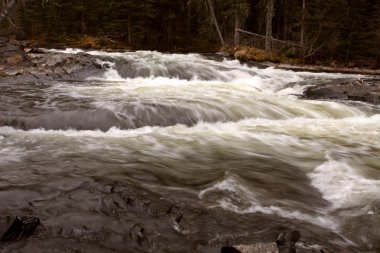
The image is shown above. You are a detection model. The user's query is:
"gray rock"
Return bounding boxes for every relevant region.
[234,242,279,253]
[303,80,380,104]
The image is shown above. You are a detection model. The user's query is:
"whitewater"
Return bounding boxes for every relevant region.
[0,50,379,252]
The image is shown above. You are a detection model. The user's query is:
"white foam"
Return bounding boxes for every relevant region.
[199,176,339,230]
[47,48,85,54]
[0,137,26,164]
[309,158,380,209]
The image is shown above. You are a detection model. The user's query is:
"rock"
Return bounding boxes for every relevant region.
[0,39,27,68]
[220,231,300,253]
[1,216,40,242]
[303,80,380,105]
[364,92,380,104]
[0,44,20,54]
[276,231,300,253]
[0,39,110,82]
[224,243,279,253]
[130,224,146,246]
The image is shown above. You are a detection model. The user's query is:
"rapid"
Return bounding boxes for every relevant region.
[0,50,379,252]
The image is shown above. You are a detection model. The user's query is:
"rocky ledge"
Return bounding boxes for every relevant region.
[0,179,337,253]
[303,79,380,105]
[0,37,109,82]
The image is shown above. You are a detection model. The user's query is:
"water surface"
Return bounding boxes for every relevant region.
[0,50,379,252]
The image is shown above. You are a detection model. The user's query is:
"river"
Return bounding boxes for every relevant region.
[0,50,379,252]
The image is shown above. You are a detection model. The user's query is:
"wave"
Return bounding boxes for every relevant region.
[199,175,339,230]
[309,157,380,209]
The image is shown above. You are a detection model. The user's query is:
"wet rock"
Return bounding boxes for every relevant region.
[220,231,300,253]
[1,216,40,242]
[222,243,279,253]
[130,224,146,246]
[0,178,343,253]
[0,40,108,82]
[0,44,19,54]
[0,39,26,66]
[276,231,300,253]
[303,80,380,104]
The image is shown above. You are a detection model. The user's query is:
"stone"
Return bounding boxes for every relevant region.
[276,231,300,253]
[303,80,380,105]
[0,44,20,54]
[219,231,300,253]
[1,216,40,242]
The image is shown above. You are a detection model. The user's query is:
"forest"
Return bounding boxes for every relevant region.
[0,0,379,67]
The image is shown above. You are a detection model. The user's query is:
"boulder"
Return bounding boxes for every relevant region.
[219,231,300,253]
[303,80,380,105]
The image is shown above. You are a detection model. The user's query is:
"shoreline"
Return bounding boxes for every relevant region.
[1,37,379,77]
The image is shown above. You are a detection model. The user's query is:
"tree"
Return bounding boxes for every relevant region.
[189,0,225,46]
[300,0,305,47]
[263,0,274,51]
[205,0,225,46]
[232,0,250,45]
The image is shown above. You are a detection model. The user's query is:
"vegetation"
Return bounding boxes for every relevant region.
[0,0,379,67]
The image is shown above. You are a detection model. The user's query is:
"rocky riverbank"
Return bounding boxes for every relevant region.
[222,46,380,76]
[1,39,374,253]
[0,179,336,253]
[0,37,108,82]
[2,38,380,107]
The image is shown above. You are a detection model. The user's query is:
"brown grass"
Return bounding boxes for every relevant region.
[221,45,299,64]
[6,54,23,65]
[0,70,8,77]
[28,35,132,50]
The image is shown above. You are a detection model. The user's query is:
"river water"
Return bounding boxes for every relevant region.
[0,50,379,252]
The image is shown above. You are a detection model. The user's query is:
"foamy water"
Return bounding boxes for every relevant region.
[0,50,379,252]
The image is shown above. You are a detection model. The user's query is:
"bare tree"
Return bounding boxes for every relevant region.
[264,0,274,51]
[233,0,250,46]
[300,0,306,47]
[205,0,225,46]
[234,8,240,45]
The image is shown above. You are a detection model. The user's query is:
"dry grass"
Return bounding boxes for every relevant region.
[6,54,23,65]
[79,35,101,49]
[221,45,299,64]
[0,70,7,77]
[28,35,132,50]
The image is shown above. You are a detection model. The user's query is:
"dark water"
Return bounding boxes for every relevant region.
[0,50,379,252]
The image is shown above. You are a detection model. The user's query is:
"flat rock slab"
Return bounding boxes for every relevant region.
[303,80,380,104]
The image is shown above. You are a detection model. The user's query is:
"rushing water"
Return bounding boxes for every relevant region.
[0,50,379,252]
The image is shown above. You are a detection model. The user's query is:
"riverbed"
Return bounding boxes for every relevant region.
[0,50,379,252]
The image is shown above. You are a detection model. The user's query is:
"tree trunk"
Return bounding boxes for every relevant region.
[80,0,86,33]
[206,0,225,46]
[167,14,172,44]
[234,10,240,46]
[265,0,274,51]
[300,0,306,47]
[128,14,132,45]
[345,24,353,64]
[186,1,191,34]
[283,0,287,40]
